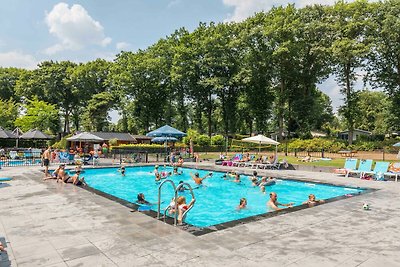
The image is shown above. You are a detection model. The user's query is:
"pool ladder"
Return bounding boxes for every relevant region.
[157,179,196,226]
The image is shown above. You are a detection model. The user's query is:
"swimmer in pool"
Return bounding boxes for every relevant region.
[152,165,159,174]
[119,166,126,176]
[232,173,241,183]
[161,171,172,178]
[176,196,195,224]
[250,171,259,186]
[303,194,325,207]
[237,198,247,210]
[267,192,294,211]
[173,166,182,175]
[260,185,266,194]
[190,172,212,185]
[168,197,176,214]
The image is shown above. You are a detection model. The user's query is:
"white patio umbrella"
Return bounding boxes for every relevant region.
[67,132,104,142]
[242,134,280,153]
[67,132,104,149]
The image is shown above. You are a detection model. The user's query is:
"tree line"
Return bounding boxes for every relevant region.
[0,0,398,144]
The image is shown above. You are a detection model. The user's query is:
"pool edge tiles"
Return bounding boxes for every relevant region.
[77,165,377,236]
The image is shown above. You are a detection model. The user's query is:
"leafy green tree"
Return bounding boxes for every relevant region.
[69,59,112,131]
[237,13,275,134]
[329,0,372,144]
[16,61,77,134]
[366,0,400,130]
[0,67,25,101]
[81,92,117,131]
[353,90,390,134]
[15,97,60,134]
[0,99,19,129]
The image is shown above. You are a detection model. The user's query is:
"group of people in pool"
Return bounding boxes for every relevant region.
[237,192,325,211]
[43,164,86,186]
[136,192,194,224]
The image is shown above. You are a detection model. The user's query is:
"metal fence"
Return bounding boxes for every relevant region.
[0,149,43,167]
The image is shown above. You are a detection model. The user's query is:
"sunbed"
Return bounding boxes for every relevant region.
[363,161,390,180]
[388,163,400,182]
[333,158,358,176]
[347,159,373,178]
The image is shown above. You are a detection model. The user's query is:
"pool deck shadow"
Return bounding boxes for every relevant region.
[1,163,400,266]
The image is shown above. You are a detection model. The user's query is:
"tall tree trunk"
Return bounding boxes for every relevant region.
[207,92,212,137]
[64,110,70,135]
[345,63,354,145]
[278,79,285,141]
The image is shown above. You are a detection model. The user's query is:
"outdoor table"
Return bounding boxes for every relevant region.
[338,150,357,158]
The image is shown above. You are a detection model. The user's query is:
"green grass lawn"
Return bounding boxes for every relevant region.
[199,152,346,168]
[281,156,345,168]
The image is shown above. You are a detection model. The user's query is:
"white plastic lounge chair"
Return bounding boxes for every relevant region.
[334,158,358,176]
[9,151,17,160]
[347,159,373,178]
[363,161,390,180]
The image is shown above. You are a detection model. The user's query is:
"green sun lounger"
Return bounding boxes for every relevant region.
[0,178,12,182]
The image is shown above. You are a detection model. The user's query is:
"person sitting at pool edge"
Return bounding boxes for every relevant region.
[137,193,151,205]
[176,196,195,224]
[267,192,294,211]
[44,164,64,180]
[237,198,247,210]
[190,172,212,185]
[303,194,325,207]
[57,165,69,183]
[70,170,86,186]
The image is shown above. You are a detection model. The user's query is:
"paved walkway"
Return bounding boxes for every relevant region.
[1,163,400,266]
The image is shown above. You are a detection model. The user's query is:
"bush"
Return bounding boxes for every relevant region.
[109,138,118,146]
[211,134,224,145]
[197,134,211,146]
[52,135,71,149]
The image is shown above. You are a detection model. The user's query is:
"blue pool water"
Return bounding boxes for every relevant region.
[83,166,363,227]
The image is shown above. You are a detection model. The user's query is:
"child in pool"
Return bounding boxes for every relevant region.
[237,198,247,210]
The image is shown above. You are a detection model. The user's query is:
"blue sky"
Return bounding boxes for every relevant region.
[0,0,353,117]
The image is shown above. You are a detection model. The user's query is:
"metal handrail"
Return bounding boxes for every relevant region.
[157,179,178,225]
[175,182,196,225]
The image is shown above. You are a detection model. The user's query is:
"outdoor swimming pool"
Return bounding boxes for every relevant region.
[83,166,364,228]
[0,159,42,166]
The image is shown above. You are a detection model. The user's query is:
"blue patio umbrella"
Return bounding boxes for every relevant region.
[393,142,400,147]
[151,137,178,143]
[146,125,186,138]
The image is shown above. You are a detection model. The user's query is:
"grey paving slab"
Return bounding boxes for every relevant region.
[16,250,64,267]
[2,164,400,266]
[65,253,117,267]
[57,243,101,261]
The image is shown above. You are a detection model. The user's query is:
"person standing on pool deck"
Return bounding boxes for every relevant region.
[42,146,51,178]
[267,192,294,211]
[190,172,212,185]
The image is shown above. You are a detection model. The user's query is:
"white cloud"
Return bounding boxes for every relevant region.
[116,42,131,51]
[0,51,38,69]
[222,0,277,22]
[168,0,182,8]
[44,2,112,55]
[222,0,355,22]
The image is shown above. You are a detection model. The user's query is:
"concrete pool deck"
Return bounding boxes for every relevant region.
[1,163,400,266]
